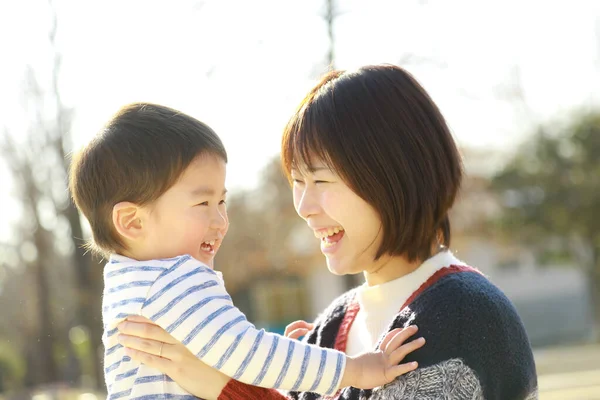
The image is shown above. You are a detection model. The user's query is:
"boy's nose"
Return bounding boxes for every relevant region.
[210,209,228,229]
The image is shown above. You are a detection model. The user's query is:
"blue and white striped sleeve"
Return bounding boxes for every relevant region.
[140,256,346,395]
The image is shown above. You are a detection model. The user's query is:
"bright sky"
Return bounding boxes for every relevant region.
[0,0,599,243]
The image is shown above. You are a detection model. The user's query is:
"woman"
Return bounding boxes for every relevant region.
[117,65,538,399]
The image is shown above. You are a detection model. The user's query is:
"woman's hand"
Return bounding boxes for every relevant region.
[284,320,314,340]
[117,315,230,400]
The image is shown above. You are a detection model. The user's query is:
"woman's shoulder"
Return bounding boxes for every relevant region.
[384,266,538,399]
[415,265,521,320]
[390,265,528,341]
[387,265,534,365]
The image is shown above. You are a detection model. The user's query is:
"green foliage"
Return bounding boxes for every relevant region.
[492,111,600,250]
[0,339,26,391]
[492,110,600,337]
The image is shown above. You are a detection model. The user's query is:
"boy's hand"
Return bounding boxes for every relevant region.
[341,325,425,390]
[284,320,315,340]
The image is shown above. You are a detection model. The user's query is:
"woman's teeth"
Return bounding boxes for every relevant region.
[314,227,344,239]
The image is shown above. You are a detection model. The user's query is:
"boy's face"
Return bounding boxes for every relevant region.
[138,153,229,266]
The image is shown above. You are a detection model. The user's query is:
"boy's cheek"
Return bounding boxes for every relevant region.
[221,221,230,238]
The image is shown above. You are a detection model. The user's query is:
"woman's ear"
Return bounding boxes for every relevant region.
[112,202,144,242]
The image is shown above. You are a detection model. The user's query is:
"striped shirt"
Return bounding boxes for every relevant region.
[102,254,346,399]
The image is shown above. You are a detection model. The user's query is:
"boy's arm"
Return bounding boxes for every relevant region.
[140,257,345,395]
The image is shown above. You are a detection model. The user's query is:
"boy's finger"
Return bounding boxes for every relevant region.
[286,328,310,340]
[118,334,175,360]
[386,361,419,380]
[117,321,178,344]
[388,337,426,366]
[383,326,419,353]
[378,328,403,351]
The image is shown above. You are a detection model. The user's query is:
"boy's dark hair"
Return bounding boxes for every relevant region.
[69,103,227,257]
[282,65,463,262]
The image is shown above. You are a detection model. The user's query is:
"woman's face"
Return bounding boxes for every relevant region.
[291,159,385,277]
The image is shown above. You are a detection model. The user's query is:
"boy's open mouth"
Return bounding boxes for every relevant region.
[201,240,216,253]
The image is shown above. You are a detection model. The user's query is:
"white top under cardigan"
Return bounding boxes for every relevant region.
[346,251,467,356]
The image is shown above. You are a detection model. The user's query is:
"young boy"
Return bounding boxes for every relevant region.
[69,103,423,399]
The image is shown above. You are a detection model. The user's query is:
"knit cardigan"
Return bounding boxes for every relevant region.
[219,265,538,400]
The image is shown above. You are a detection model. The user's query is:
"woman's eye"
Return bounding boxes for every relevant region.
[292,179,304,184]
[314,180,328,184]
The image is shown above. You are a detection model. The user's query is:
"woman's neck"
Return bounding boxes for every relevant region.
[363,255,422,286]
[363,245,445,286]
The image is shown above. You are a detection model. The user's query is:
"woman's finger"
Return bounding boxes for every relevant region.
[383,325,419,354]
[118,334,175,360]
[388,337,426,366]
[125,315,156,324]
[286,328,310,340]
[284,320,314,337]
[117,321,178,344]
[124,347,174,372]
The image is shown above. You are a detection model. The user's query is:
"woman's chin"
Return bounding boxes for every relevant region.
[326,260,356,276]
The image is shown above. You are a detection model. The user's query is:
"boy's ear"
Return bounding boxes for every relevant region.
[112,202,144,241]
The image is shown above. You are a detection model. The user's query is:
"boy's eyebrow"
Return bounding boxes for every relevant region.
[191,187,228,196]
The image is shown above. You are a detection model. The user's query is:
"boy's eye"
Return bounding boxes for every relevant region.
[219,200,227,205]
[292,178,304,184]
[197,201,209,206]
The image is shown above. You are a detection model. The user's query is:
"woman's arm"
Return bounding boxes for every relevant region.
[119,319,324,399]
[218,379,288,400]
[119,315,288,400]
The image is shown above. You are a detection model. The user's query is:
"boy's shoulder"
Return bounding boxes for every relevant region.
[103,254,216,282]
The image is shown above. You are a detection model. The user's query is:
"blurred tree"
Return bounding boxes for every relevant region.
[215,157,297,290]
[215,156,317,329]
[491,112,600,340]
[0,0,103,389]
